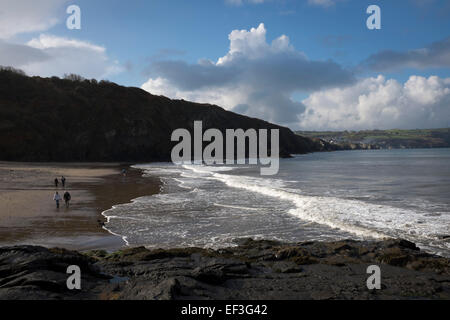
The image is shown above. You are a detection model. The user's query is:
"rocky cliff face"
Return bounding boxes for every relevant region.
[0,70,334,162]
[0,239,449,300]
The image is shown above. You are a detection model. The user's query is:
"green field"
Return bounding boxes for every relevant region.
[296,128,450,149]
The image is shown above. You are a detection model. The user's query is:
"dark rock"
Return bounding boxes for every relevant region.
[0,239,449,300]
[0,246,108,299]
[377,247,411,267]
[386,239,419,251]
[275,247,318,265]
[272,261,303,273]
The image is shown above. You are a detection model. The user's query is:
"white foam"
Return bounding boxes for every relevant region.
[101,209,131,246]
[103,162,449,255]
[181,166,450,246]
[173,178,193,189]
[182,164,238,173]
[214,203,259,211]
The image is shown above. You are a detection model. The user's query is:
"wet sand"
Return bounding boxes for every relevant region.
[0,162,161,251]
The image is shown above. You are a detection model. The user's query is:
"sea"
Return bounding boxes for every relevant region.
[103,148,450,257]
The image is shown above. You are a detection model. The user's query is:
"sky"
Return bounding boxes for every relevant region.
[1,0,450,130]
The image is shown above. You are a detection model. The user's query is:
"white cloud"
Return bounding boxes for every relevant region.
[0,0,67,39]
[0,34,122,79]
[299,75,450,130]
[143,23,449,131]
[307,0,337,8]
[216,23,294,65]
[142,23,353,127]
[27,35,105,53]
[0,2,117,79]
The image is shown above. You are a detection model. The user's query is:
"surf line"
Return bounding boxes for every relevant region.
[171,121,279,176]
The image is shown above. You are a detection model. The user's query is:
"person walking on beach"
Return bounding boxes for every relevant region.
[54,178,59,188]
[63,191,71,208]
[53,192,62,209]
[61,176,66,188]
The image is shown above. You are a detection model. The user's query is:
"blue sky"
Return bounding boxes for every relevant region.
[42,0,450,86]
[1,0,450,130]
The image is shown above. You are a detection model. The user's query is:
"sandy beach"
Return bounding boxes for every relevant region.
[0,162,161,251]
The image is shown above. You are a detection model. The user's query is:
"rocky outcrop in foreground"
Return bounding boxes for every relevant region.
[0,239,449,300]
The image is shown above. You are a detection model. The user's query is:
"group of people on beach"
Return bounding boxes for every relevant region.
[54,176,66,188]
[53,176,71,209]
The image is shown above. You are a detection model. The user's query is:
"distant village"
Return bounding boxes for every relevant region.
[296,128,450,150]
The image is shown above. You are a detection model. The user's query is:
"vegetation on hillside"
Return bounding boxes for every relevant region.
[296,128,450,150]
[0,68,335,162]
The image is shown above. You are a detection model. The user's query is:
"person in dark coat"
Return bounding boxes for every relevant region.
[63,191,71,208]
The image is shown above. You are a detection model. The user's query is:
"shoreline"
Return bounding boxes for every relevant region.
[1,162,449,300]
[0,162,161,252]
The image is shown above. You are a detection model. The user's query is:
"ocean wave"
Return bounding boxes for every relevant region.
[181,164,450,251]
[103,162,449,255]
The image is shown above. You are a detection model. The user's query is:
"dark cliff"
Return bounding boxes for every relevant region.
[0,69,334,162]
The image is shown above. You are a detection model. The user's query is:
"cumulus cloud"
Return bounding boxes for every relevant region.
[142,23,354,127]
[363,37,450,72]
[299,75,450,130]
[0,34,122,79]
[0,0,67,39]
